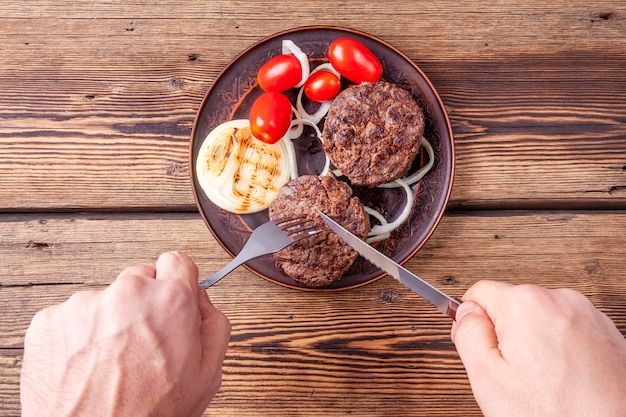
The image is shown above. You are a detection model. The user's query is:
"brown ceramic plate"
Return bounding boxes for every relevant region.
[190,26,454,291]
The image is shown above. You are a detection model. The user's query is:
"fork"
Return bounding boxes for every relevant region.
[199,217,322,288]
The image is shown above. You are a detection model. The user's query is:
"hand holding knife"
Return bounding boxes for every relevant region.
[318,211,461,320]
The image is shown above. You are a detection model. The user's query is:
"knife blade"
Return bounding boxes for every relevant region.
[317,211,461,320]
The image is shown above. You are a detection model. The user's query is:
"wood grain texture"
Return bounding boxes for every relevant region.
[1,0,624,210]
[2,211,625,415]
[2,1,626,416]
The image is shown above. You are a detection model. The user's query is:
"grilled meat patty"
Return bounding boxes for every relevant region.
[268,174,370,287]
[322,81,425,187]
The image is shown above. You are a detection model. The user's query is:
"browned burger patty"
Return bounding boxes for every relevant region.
[268,174,370,287]
[322,81,425,187]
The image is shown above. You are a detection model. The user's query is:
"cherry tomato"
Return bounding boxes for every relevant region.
[328,38,382,84]
[304,70,341,102]
[257,54,302,92]
[249,92,292,144]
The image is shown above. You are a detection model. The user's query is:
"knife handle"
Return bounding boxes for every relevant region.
[446,298,462,321]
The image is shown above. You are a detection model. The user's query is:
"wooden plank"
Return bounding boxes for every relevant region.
[2,1,626,415]
[3,211,626,334]
[3,210,625,347]
[0,213,230,289]
[0,349,21,417]
[2,210,626,416]
[1,57,623,211]
[2,1,624,59]
[1,282,480,416]
[1,1,625,211]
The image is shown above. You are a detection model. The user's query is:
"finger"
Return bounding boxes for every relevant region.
[454,280,513,359]
[462,279,514,302]
[197,289,231,394]
[108,265,157,299]
[452,301,504,385]
[197,286,215,320]
[200,311,230,370]
[117,264,157,281]
[461,280,514,318]
[154,251,199,288]
[450,300,472,343]
[197,287,231,346]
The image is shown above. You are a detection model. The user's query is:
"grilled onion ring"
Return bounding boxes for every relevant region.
[196,119,291,214]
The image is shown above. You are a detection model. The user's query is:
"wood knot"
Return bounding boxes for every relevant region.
[187,53,199,62]
[165,162,180,176]
[591,12,616,22]
[584,261,603,280]
[26,241,51,250]
[377,288,402,303]
[599,12,615,20]
[168,77,186,90]
[608,185,626,195]
[443,276,457,285]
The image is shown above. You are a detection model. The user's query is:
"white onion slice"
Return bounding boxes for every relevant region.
[296,87,332,124]
[368,178,413,237]
[367,232,391,244]
[294,63,341,124]
[289,117,331,176]
[364,139,434,240]
[290,117,323,140]
[365,206,388,227]
[402,137,435,185]
[312,62,341,78]
[282,135,299,179]
[282,40,309,88]
[377,138,434,189]
[288,105,304,139]
[364,206,390,243]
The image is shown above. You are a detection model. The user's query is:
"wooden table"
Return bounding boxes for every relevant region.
[1,1,625,415]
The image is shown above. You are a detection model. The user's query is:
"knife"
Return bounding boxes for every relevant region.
[317,211,461,320]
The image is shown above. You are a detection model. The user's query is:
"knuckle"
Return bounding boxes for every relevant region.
[117,264,156,281]
[157,281,194,310]
[214,310,232,334]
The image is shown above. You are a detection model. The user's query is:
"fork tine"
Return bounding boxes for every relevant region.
[275,217,322,242]
[275,216,313,229]
[200,217,322,289]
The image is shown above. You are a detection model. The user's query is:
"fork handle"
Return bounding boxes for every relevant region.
[199,251,254,288]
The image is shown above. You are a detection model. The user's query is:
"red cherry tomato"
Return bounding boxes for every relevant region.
[328,38,382,84]
[257,54,302,92]
[304,70,341,102]
[249,92,292,144]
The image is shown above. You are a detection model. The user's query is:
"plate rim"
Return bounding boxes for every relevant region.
[189,25,455,291]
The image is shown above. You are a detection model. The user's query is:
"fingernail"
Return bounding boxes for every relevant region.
[455,301,476,323]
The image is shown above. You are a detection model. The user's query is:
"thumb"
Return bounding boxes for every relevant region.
[451,301,503,376]
[197,287,231,375]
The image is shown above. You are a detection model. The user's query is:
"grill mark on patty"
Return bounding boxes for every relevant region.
[322,81,425,187]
